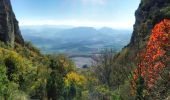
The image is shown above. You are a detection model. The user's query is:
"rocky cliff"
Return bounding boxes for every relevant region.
[0,0,24,46]
[129,0,170,51]
[115,0,170,64]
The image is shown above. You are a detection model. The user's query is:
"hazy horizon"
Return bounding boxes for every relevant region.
[11,0,140,29]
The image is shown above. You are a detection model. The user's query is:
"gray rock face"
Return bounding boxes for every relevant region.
[114,0,170,65]
[0,0,24,46]
[129,0,170,51]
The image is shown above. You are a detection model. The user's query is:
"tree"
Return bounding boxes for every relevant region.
[47,71,64,100]
[47,55,64,100]
[64,71,86,99]
[131,19,170,98]
[47,55,76,100]
[93,49,115,87]
[93,49,128,89]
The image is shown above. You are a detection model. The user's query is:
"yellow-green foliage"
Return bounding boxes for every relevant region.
[141,0,150,7]
[0,48,31,81]
[63,71,87,99]
[64,71,87,87]
[0,41,50,99]
[116,47,129,62]
[160,6,170,17]
[0,40,134,99]
[55,54,75,73]
[46,54,85,100]
[0,47,32,99]
[8,90,29,100]
[94,85,119,100]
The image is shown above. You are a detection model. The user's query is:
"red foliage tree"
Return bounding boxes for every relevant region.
[131,19,170,95]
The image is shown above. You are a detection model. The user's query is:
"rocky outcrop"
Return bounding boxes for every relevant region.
[115,0,170,62]
[0,0,24,46]
[129,0,170,52]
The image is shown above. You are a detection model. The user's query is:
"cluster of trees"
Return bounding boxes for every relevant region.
[1,19,170,100]
[75,49,131,100]
[47,55,86,100]
[83,19,170,100]
[131,19,170,99]
[0,42,86,100]
[0,41,133,100]
[0,40,140,100]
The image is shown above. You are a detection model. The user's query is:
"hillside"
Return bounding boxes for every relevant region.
[117,0,170,61]
[113,0,170,70]
[112,0,170,99]
[0,0,86,99]
[0,0,170,100]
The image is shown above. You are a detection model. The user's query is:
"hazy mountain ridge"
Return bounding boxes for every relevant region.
[0,0,170,99]
[21,26,132,54]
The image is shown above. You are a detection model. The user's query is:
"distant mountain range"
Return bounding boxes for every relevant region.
[21,25,132,55]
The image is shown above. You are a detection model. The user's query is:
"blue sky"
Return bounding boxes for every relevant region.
[11,0,140,29]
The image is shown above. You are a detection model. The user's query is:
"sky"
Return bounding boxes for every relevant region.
[11,0,140,29]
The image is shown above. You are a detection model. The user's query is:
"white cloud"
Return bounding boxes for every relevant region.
[82,0,107,5]
[19,19,134,29]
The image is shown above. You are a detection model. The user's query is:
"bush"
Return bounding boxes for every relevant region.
[24,41,40,55]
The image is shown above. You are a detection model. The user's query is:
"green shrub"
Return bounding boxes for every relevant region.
[160,6,170,17]
[24,41,40,55]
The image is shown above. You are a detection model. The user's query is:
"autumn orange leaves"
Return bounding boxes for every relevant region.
[131,19,170,95]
